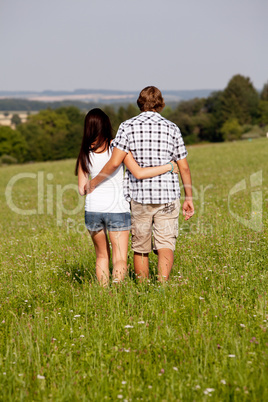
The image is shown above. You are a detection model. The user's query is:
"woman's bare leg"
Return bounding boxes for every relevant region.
[109,230,129,283]
[90,230,110,286]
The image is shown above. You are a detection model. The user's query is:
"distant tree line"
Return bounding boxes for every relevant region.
[0,74,268,164]
[0,98,99,112]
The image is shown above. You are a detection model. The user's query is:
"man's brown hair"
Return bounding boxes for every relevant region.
[137,86,165,112]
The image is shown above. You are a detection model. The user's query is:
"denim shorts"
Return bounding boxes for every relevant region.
[85,211,131,232]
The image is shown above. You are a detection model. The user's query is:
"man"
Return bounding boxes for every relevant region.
[87,86,194,281]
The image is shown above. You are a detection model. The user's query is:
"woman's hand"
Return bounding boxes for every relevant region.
[84,180,95,194]
[170,161,179,174]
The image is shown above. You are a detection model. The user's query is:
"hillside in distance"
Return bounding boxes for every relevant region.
[0,88,215,104]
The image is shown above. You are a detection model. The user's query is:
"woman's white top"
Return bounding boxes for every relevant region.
[85,149,130,213]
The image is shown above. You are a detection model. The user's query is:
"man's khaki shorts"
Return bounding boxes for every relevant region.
[130,199,180,253]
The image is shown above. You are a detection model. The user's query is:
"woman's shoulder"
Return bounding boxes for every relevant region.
[91,145,110,155]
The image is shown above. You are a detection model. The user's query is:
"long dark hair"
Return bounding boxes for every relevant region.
[75,108,113,175]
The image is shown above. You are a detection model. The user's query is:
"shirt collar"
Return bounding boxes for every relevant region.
[140,110,160,116]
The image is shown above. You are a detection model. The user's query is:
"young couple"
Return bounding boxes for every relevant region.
[76,86,194,286]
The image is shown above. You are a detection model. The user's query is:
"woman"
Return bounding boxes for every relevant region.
[75,108,177,286]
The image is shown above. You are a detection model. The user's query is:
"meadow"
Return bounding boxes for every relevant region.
[0,138,267,401]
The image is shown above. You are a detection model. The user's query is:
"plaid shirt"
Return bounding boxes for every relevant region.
[112,111,188,204]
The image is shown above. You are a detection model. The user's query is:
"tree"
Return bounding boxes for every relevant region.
[28,109,70,137]
[199,92,224,142]
[25,109,71,160]
[17,122,50,161]
[220,74,259,125]
[0,126,28,162]
[117,104,139,127]
[17,107,85,161]
[192,113,216,142]
[11,113,22,127]
[168,111,194,140]
[257,101,268,126]
[176,98,206,116]
[161,106,173,120]
[169,97,220,143]
[54,106,84,159]
[205,91,224,121]
[220,118,243,141]
[55,106,83,126]
[260,82,268,101]
[103,105,119,135]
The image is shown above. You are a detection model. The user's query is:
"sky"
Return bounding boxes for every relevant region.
[0,0,267,92]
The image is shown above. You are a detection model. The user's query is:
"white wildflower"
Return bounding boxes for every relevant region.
[204,388,215,394]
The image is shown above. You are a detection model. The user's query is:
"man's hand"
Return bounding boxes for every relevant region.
[84,180,96,194]
[177,158,194,220]
[182,199,194,221]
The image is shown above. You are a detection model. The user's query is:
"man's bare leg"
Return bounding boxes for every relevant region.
[134,252,149,281]
[157,248,174,282]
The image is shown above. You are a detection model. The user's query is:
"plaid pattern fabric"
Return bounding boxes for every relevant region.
[112,111,188,204]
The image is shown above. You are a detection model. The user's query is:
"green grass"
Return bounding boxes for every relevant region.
[0,138,267,401]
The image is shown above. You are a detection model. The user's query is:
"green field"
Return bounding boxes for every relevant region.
[0,139,267,401]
